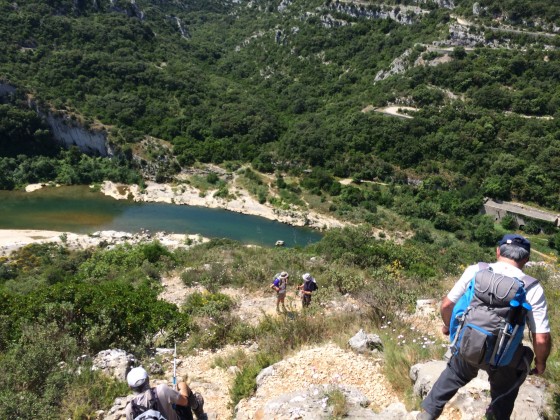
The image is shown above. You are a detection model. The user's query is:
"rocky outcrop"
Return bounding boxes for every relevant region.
[410,360,551,419]
[250,384,413,419]
[235,343,399,418]
[92,349,136,381]
[375,48,415,82]
[0,82,112,156]
[43,111,112,156]
[326,2,428,25]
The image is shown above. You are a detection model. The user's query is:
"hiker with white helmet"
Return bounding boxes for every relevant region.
[297,273,318,308]
[125,366,207,420]
[271,271,289,313]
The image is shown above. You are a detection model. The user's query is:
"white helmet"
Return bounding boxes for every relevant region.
[302,273,311,281]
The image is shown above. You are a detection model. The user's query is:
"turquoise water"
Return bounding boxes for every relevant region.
[0,187,322,247]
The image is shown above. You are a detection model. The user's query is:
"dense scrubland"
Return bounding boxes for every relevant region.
[0,228,558,417]
[0,0,559,417]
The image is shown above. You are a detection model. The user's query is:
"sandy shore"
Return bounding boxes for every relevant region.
[99,180,346,230]
[0,229,207,256]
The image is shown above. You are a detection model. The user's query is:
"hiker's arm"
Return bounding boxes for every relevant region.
[440,296,455,335]
[531,332,552,374]
[176,382,190,406]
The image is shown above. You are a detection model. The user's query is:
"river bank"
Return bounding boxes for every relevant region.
[0,229,208,256]
[99,180,346,230]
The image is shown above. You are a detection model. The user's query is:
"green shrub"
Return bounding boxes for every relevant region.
[77,242,172,283]
[206,172,219,184]
[1,280,191,354]
[187,313,254,350]
[501,215,518,230]
[230,352,279,409]
[59,365,129,419]
[183,292,236,317]
[212,348,250,369]
[0,322,77,419]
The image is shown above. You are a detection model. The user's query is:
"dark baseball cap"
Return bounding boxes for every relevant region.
[498,234,531,252]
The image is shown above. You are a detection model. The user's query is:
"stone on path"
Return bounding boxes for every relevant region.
[348,329,384,354]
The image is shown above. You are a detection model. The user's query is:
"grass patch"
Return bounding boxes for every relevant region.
[212,348,250,370]
[381,318,446,410]
[187,175,218,193]
[326,387,348,418]
[59,367,130,419]
[236,168,270,204]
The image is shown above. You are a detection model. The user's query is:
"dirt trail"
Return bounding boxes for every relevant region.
[158,275,452,419]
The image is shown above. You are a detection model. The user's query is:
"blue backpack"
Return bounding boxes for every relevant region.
[449,263,538,367]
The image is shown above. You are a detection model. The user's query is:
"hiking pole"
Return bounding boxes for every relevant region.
[498,302,532,365]
[173,340,177,391]
[491,300,520,365]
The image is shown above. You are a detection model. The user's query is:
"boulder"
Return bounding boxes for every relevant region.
[92,349,136,381]
[348,329,383,354]
[256,365,276,388]
[148,361,164,375]
[410,360,551,419]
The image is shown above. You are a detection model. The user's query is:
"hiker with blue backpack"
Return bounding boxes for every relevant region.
[271,271,289,313]
[125,367,207,420]
[418,234,551,420]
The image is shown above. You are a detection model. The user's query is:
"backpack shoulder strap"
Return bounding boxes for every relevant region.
[149,387,160,410]
[521,274,539,290]
[477,262,490,271]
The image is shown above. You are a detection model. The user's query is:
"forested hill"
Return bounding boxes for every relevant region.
[1,0,559,212]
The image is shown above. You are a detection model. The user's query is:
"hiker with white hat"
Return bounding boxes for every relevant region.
[297,273,318,308]
[125,366,207,420]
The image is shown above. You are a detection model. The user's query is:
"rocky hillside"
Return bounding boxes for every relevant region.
[94,272,553,419]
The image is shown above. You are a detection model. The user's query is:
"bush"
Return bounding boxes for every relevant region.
[501,215,517,230]
[183,292,236,317]
[206,172,219,184]
[549,232,560,252]
[1,280,191,354]
[230,352,280,409]
[0,322,78,419]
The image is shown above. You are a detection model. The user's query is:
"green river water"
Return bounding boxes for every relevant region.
[0,186,322,247]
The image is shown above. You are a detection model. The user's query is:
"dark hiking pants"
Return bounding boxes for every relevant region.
[421,346,533,420]
[175,405,193,420]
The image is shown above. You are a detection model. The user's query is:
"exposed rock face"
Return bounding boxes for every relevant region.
[92,349,136,381]
[326,2,427,25]
[410,360,550,419]
[43,111,112,156]
[1,82,111,156]
[348,329,384,354]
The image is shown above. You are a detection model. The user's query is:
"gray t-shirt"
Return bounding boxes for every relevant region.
[125,384,183,420]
